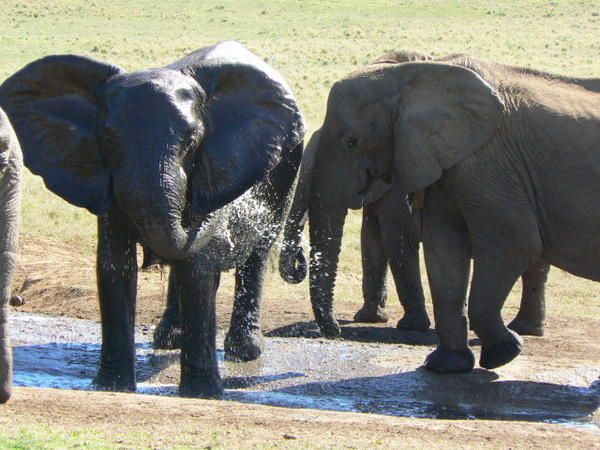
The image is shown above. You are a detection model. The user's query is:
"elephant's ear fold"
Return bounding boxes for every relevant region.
[169,41,305,216]
[0,55,123,215]
[393,62,503,193]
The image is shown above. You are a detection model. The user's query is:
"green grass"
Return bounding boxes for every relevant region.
[0,426,111,450]
[0,0,598,315]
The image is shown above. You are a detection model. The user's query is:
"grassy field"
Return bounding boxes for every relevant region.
[1,0,598,250]
[0,0,599,314]
[1,0,598,318]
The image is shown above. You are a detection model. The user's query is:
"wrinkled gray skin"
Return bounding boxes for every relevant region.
[286,54,599,373]
[0,108,22,403]
[280,51,550,338]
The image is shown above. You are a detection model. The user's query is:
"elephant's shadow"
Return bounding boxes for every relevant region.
[266,319,441,346]
[236,367,600,424]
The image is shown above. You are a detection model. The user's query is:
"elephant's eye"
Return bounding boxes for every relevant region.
[104,134,117,149]
[346,137,359,148]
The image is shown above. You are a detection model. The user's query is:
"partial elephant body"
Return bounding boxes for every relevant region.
[299,53,598,373]
[435,56,600,281]
[0,108,22,404]
[0,41,304,398]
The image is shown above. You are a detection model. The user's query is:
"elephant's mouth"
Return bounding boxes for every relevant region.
[350,167,393,209]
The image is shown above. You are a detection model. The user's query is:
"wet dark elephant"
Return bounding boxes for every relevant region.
[279,51,550,338]
[281,53,599,372]
[0,108,22,404]
[0,41,305,398]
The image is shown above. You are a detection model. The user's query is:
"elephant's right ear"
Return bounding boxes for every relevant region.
[168,41,305,216]
[393,62,504,193]
[0,55,123,215]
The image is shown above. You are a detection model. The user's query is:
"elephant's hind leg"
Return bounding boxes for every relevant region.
[153,269,183,349]
[508,260,549,336]
[224,247,269,362]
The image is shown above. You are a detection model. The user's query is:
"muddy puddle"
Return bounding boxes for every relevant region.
[9,312,599,428]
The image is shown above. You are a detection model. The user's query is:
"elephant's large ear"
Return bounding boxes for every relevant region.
[0,55,123,215]
[393,62,503,193]
[168,41,305,215]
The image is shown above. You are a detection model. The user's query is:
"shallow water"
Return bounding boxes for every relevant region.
[9,312,599,428]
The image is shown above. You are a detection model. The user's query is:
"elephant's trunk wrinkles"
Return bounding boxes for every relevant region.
[121,161,209,262]
[308,166,347,338]
[309,207,346,338]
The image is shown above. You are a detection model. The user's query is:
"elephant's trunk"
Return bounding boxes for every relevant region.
[0,305,12,404]
[117,156,212,262]
[307,164,347,338]
[279,130,320,283]
[0,114,21,403]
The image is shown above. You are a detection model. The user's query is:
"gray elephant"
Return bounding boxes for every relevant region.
[0,41,305,398]
[281,53,599,373]
[279,51,551,338]
[0,107,22,403]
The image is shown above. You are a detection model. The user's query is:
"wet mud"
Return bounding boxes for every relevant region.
[9,312,599,429]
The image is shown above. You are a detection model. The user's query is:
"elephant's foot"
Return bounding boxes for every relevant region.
[153,317,183,350]
[0,384,11,404]
[424,345,475,374]
[179,372,223,399]
[92,368,136,392]
[317,317,341,338]
[507,315,544,337]
[353,305,389,323]
[396,312,431,331]
[479,329,523,369]
[224,328,265,362]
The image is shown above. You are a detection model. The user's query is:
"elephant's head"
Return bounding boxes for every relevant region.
[320,61,504,195]
[280,49,434,284]
[0,41,304,260]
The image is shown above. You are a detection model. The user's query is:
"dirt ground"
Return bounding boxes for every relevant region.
[2,387,598,449]
[3,234,599,448]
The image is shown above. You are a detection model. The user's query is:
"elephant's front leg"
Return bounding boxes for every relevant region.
[354,208,390,323]
[153,269,183,349]
[176,259,222,398]
[224,247,269,362]
[422,188,474,373]
[508,260,549,336]
[94,212,138,391]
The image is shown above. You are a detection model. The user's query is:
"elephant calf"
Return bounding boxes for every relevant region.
[0,41,304,398]
[0,107,22,404]
[280,50,549,338]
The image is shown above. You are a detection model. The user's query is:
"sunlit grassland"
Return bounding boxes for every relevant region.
[0,0,598,317]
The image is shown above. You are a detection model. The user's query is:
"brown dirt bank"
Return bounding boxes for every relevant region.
[1,387,598,449]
